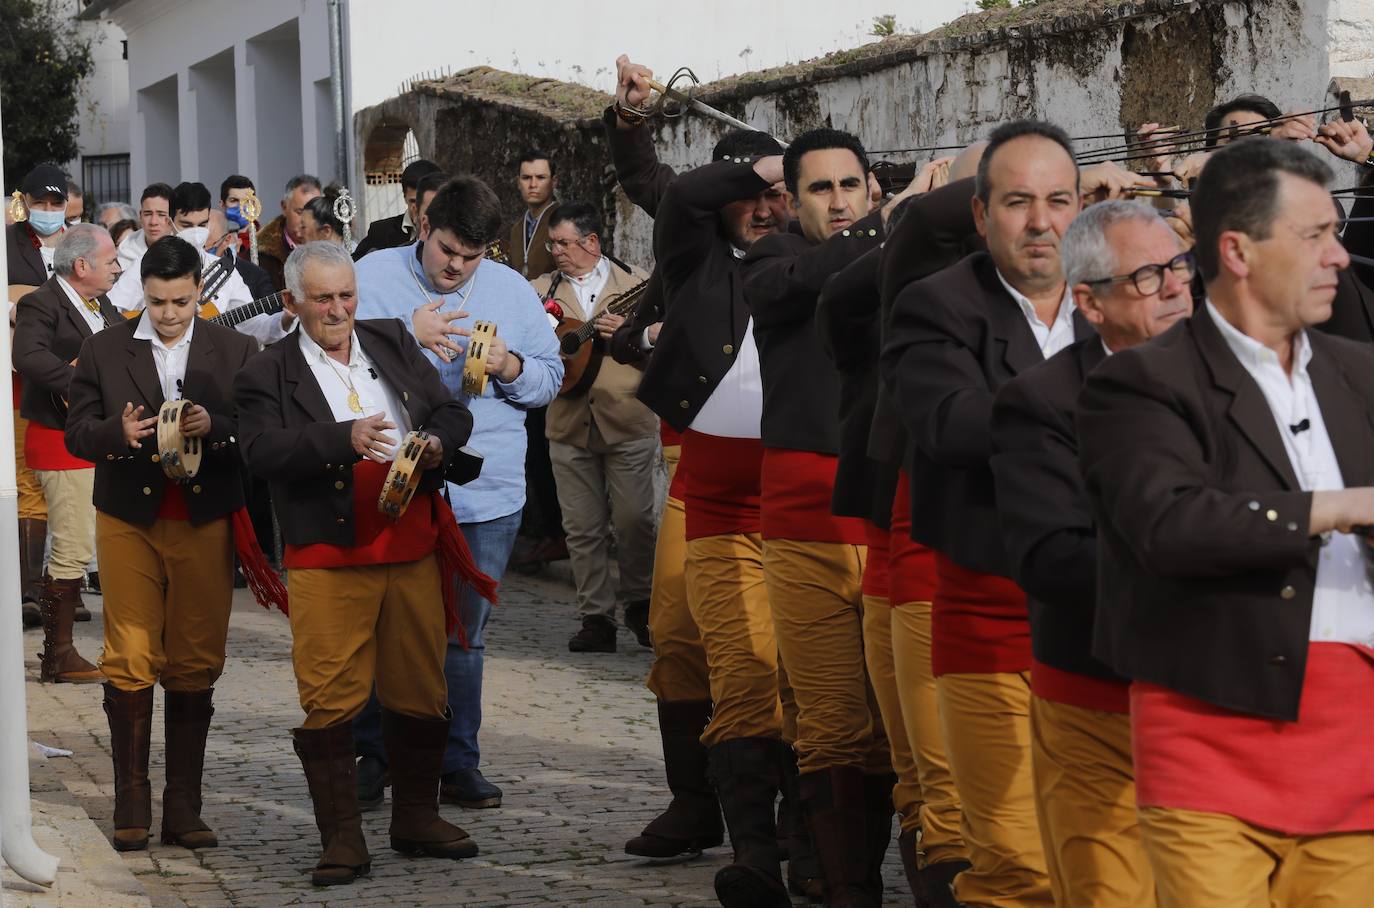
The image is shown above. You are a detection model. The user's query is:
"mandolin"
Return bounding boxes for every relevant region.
[554,278,650,397]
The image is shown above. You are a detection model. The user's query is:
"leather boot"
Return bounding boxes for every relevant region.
[707,737,791,908]
[777,742,825,903]
[17,518,45,629]
[799,767,877,908]
[162,689,218,848]
[103,683,153,851]
[921,858,971,908]
[38,577,101,683]
[625,699,724,858]
[293,723,372,886]
[862,773,897,902]
[898,829,932,907]
[382,708,478,859]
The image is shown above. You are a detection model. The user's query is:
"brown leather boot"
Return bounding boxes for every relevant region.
[103,683,153,851]
[862,773,897,902]
[18,518,45,629]
[708,737,792,908]
[777,742,825,903]
[162,689,218,849]
[38,577,101,683]
[625,699,724,859]
[800,767,878,908]
[382,708,478,859]
[293,723,372,886]
[898,829,931,906]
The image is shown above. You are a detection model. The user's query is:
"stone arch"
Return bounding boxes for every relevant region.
[362,118,416,228]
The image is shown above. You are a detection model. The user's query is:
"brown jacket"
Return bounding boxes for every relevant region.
[531,261,657,447]
[507,203,558,280]
[255,215,290,291]
[12,277,122,429]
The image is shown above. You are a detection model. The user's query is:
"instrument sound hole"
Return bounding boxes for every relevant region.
[560,333,582,356]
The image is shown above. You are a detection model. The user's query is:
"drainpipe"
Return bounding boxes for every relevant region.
[327,0,348,186]
[0,96,62,889]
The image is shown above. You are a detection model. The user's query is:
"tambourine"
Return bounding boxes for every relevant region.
[157,400,202,481]
[378,430,432,519]
[462,320,498,397]
[8,191,27,223]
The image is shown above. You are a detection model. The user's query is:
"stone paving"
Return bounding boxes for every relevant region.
[10,569,910,907]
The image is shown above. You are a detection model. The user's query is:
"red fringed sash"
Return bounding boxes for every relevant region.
[433,493,499,645]
[231,506,290,615]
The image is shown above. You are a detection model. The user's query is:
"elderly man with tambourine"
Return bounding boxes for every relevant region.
[64,236,283,855]
[234,240,495,887]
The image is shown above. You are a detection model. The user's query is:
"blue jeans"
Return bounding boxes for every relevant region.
[352,510,521,773]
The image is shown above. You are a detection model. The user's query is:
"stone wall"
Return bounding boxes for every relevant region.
[353,0,1340,266]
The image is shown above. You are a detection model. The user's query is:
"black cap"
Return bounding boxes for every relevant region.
[21,165,68,201]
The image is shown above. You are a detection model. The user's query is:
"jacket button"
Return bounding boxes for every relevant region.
[106,454,114,461]
[698,375,708,383]
[1287,521,1298,532]
[868,228,878,237]
[403,391,409,401]
[228,436,235,444]
[842,229,851,237]
[336,517,346,525]
[1248,500,1260,510]
[723,344,734,355]
[151,454,160,463]
[1266,509,1278,522]
[679,400,690,409]
[1269,653,1288,665]
[142,486,151,495]
[192,484,201,494]
[1280,585,1296,600]
[335,480,345,490]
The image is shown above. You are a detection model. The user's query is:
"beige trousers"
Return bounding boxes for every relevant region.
[35,467,95,581]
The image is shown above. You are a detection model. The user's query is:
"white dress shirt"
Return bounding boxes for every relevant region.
[39,244,55,277]
[1207,301,1374,647]
[55,275,107,335]
[566,256,611,316]
[297,327,411,458]
[691,317,763,439]
[133,310,194,402]
[996,270,1076,358]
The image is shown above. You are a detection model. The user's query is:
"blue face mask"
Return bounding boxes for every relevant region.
[224,205,249,230]
[28,208,66,236]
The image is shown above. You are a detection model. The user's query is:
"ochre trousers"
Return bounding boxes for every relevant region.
[1030,695,1155,908]
[645,445,710,703]
[938,670,1053,907]
[288,555,448,730]
[862,594,920,832]
[686,531,783,746]
[13,411,45,519]
[891,600,968,866]
[35,467,95,581]
[97,512,234,692]
[1138,807,1374,908]
[765,538,888,775]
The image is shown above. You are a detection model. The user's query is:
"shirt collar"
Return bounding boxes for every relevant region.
[54,275,87,309]
[995,268,1073,328]
[402,207,415,237]
[1205,299,1312,376]
[298,324,371,369]
[133,309,195,351]
[566,255,609,286]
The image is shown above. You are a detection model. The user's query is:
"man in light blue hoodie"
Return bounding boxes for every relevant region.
[353,175,563,809]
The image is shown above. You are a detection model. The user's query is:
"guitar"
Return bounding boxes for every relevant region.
[554,278,650,397]
[208,290,285,329]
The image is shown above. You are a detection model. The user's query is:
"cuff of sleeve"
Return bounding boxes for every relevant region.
[638,328,654,352]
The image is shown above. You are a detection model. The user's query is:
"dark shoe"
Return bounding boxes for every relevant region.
[383,709,478,859]
[568,615,617,653]
[357,756,389,811]
[85,570,101,594]
[624,599,651,649]
[898,829,931,907]
[38,577,102,683]
[708,738,791,908]
[921,859,970,908]
[103,683,153,852]
[293,723,372,886]
[777,742,825,903]
[625,700,723,859]
[800,766,878,908]
[161,689,218,849]
[18,518,46,606]
[862,773,897,902]
[73,605,92,622]
[441,768,502,809]
[21,602,41,630]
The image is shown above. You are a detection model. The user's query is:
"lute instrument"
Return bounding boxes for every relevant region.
[553,278,650,397]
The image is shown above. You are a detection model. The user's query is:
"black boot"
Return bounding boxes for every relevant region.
[898,829,932,907]
[568,615,617,653]
[623,599,651,648]
[625,699,723,858]
[382,708,478,859]
[800,767,877,908]
[921,858,971,908]
[17,518,45,629]
[293,723,372,886]
[103,683,153,851]
[862,773,897,902]
[161,689,218,848]
[777,742,825,903]
[708,738,791,908]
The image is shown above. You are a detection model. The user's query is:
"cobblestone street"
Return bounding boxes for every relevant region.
[7,570,908,907]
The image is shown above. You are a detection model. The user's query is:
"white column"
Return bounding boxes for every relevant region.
[234,41,260,194]
[178,68,199,183]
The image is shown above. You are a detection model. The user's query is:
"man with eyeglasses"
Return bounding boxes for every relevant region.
[116,183,176,271]
[530,201,657,654]
[989,200,1192,907]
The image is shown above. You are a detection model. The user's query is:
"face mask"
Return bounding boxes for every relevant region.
[177,226,210,249]
[224,205,249,230]
[28,209,66,236]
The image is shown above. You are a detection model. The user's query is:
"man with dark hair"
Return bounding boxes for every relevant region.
[882,119,1149,907]
[353,159,442,260]
[66,180,84,226]
[218,174,257,258]
[117,183,176,271]
[507,149,559,278]
[65,235,265,854]
[1078,138,1374,906]
[13,223,124,682]
[256,174,322,290]
[1203,94,1283,147]
[354,174,562,812]
[532,201,656,654]
[991,200,1193,907]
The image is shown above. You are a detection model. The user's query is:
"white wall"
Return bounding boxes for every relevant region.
[1329,0,1374,77]
[344,0,975,110]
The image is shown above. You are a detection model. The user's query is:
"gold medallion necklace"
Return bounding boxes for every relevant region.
[323,355,364,414]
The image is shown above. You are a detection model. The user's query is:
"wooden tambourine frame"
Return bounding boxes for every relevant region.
[157,400,202,481]
[378,430,432,519]
[462,320,498,397]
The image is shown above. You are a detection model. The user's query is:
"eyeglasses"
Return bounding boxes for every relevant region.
[1084,251,1196,296]
[545,237,587,253]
